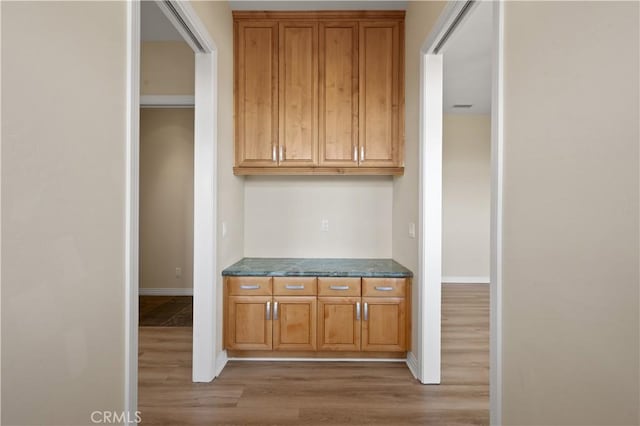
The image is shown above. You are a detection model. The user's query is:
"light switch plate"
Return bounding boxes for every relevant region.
[409,223,416,238]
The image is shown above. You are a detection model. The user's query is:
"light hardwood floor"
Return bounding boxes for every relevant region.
[138,284,489,425]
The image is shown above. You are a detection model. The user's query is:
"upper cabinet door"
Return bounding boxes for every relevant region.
[278,22,318,167]
[236,21,278,167]
[318,22,359,167]
[359,21,402,167]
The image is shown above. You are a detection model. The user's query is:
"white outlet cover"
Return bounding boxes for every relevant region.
[409,223,416,238]
[321,219,329,232]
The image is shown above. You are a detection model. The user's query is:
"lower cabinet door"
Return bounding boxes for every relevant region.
[318,297,361,351]
[361,297,406,352]
[227,296,272,350]
[273,296,317,351]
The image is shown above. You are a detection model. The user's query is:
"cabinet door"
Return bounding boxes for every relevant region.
[358,21,401,167]
[318,297,361,351]
[278,22,318,166]
[236,21,278,167]
[273,296,317,351]
[361,297,406,352]
[319,22,359,167]
[227,296,272,350]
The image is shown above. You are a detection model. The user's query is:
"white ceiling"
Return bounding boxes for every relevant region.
[141,1,184,42]
[442,1,493,114]
[229,1,407,10]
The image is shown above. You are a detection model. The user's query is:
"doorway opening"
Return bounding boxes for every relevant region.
[417,0,503,423]
[125,0,218,418]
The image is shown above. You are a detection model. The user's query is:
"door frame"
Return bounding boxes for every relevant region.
[417,1,504,424]
[125,0,219,420]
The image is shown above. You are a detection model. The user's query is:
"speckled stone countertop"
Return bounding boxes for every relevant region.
[222,258,413,278]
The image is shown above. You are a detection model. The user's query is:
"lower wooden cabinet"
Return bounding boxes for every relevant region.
[273,296,317,351]
[224,276,410,355]
[317,296,361,351]
[227,295,273,350]
[361,297,406,352]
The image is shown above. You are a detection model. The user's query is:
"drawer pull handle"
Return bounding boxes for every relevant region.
[330,285,350,291]
[374,286,394,291]
[285,285,305,290]
[240,285,260,290]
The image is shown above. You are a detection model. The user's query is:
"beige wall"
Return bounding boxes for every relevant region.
[395,0,447,352]
[502,2,639,424]
[443,114,490,279]
[141,41,194,95]
[140,108,194,290]
[1,2,126,425]
[244,177,393,258]
[190,0,244,354]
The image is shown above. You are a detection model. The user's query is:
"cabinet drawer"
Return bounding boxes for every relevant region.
[318,277,361,296]
[362,278,406,297]
[273,277,317,295]
[228,276,273,295]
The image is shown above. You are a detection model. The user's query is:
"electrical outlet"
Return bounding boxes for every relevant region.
[175,267,182,278]
[321,219,329,232]
[409,223,416,239]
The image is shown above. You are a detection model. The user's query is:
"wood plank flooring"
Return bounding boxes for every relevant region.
[138,284,489,425]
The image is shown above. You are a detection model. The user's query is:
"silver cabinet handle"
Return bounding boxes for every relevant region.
[266,301,271,320]
[285,284,305,290]
[240,284,260,290]
[361,146,365,161]
[363,302,368,321]
[272,145,277,162]
[356,302,361,321]
[273,301,279,320]
[374,286,394,291]
[330,285,350,291]
[279,145,284,161]
[353,145,358,162]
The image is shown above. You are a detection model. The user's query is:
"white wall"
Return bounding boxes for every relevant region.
[244,177,393,258]
[502,2,639,424]
[442,114,490,281]
[141,41,194,95]
[140,108,194,290]
[191,1,244,354]
[1,2,126,424]
[394,0,447,353]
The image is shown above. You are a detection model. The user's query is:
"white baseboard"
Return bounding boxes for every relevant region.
[215,350,228,377]
[140,95,195,107]
[406,351,419,380]
[228,357,406,362]
[139,288,193,296]
[442,276,490,284]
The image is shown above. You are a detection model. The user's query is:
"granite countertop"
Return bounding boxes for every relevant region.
[222,258,413,278]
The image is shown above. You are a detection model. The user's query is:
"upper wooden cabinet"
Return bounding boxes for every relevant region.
[235,21,279,167]
[319,22,359,167]
[233,11,405,176]
[279,22,318,167]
